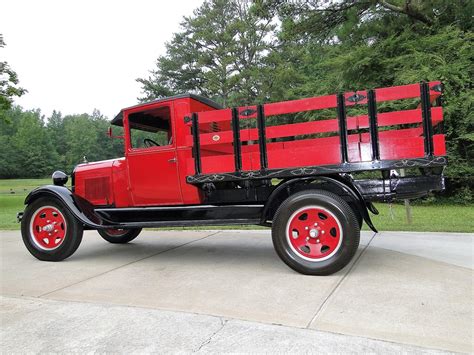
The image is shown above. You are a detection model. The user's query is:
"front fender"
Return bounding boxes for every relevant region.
[24,185,104,228]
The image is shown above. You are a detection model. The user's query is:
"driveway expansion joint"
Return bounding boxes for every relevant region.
[306,232,378,329]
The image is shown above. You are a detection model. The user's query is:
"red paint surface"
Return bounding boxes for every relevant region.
[74,81,445,207]
[30,206,67,250]
[287,207,342,260]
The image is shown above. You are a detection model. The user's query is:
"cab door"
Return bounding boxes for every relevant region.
[125,103,183,206]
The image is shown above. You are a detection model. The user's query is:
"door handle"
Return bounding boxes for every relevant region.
[168,158,177,163]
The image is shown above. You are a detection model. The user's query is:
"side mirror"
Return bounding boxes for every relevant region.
[107,127,124,139]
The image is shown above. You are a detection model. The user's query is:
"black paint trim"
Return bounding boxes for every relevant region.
[337,94,349,163]
[256,104,268,170]
[112,93,222,127]
[94,204,263,227]
[367,89,380,161]
[24,185,104,228]
[186,156,447,183]
[240,108,257,117]
[261,176,378,232]
[346,93,366,103]
[191,112,202,175]
[231,107,242,172]
[354,175,445,201]
[420,81,434,157]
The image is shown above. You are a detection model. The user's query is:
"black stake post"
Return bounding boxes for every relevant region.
[231,108,242,172]
[420,81,434,157]
[367,89,380,161]
[191,113,202,175]
[337,94,349,163]
[256,105,268,170]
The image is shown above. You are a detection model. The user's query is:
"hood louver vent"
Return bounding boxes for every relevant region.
[84,177,110,204]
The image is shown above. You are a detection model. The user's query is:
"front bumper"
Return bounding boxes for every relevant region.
[17,212,23,223]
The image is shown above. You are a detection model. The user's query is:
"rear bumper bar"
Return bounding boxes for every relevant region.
[354,174,445,202]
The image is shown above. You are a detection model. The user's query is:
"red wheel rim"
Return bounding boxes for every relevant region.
[286,206,343,261]
[29,206,67,250]
[105,228,128,237]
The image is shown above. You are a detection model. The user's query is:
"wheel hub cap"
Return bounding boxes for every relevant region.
[286,206,343,261]
[309,228,319,238]
[30,206,67,250]
[42,224,54,232]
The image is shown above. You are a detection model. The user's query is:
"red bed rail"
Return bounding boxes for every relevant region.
[185,81,444,177]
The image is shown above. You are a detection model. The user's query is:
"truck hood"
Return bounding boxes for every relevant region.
[74,157,124,174]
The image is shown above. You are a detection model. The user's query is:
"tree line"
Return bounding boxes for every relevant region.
[1,0,472,202]
[0,108,124,178]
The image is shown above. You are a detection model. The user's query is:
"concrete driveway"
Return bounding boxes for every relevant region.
[1,229,472,353]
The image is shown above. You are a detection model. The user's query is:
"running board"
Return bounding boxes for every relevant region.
[94,204,264,227]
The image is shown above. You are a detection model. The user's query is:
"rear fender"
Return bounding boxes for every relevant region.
[24,185,104,228]
[262,176,378,232]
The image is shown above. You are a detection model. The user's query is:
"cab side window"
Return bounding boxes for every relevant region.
[129,106,173,149]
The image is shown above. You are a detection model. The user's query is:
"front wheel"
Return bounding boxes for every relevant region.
[272,189,360,275]
[98,228,142,244]
[21,197,83,261]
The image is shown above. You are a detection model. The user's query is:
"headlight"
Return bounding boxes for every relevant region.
[52,171,68,186]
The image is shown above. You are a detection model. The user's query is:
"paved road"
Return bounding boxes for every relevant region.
[1,229,472,353]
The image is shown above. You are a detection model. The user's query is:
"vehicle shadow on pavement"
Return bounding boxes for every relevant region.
[68,234,365,276]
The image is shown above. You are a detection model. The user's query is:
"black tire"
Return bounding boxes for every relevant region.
[348,201,364,228]
[21,197,83,261]
[97,228,142,244]
[272,189,360,275]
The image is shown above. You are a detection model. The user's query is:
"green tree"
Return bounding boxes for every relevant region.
[6,109,60,178]
[273,0,473,200]
[137,0,277,107]
[0,106,126,178]
[0,35,27,121]
[60,110,124,172]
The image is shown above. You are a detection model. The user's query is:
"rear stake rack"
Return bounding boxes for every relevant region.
[186,81,446,184]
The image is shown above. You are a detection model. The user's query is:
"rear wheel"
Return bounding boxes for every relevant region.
[21,197,83,261]
[272,189,360,275]
[98,228,142,244]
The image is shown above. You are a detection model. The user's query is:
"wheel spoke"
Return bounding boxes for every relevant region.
[288,216,307,239]
[306,244,323,258]
[292,235,308,249]
[322,231,339,250]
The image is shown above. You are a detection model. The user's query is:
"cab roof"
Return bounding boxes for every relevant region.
[111,94,222,127]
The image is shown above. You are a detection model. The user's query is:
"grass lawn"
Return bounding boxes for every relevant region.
[0,178,51,195]
[363,203,473,233]
[1,178,473,232]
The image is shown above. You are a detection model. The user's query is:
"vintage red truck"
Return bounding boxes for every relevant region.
[18,81,446,275]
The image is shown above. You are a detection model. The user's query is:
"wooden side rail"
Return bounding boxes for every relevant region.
[187,81,443,176]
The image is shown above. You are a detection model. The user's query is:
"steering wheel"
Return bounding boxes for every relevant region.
[143,138,160,147]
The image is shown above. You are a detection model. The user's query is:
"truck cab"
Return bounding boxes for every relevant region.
[72,94,222,208]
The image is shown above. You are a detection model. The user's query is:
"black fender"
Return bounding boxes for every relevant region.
[24,185,105,229]
[261,176,378,232]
